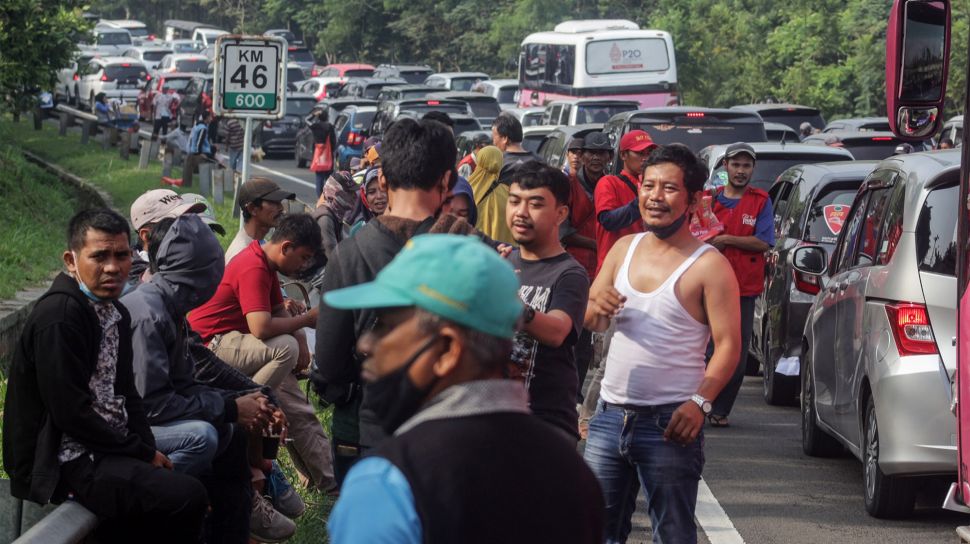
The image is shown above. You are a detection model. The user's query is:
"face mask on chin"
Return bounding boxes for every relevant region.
[644,209,689,239]
[365,335,441,434]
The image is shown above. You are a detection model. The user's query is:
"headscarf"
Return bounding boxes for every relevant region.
[467,146,503,202]
[320,171,358,222]
[466,145,515,244]
[450,177,478,226]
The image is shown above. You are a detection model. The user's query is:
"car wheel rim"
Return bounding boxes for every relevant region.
[865,406,878,500]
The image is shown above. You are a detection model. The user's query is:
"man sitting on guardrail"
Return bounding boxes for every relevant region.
[3,208,208,543]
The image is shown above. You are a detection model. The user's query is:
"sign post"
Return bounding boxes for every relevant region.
[213,35,287,219]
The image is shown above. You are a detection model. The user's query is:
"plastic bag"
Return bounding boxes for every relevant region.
[690,193,725,241]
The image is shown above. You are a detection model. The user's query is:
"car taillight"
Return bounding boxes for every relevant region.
[264,121,273,129]
[686,112,705,118]
[427,100,440,105]
[101,74,110,81]
[885,302,937,356]
[872,137,893,141]
[348,132,363,146]
[311,68,319,76]
[792,269,821,295]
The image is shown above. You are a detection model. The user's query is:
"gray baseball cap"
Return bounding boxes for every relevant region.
[724,142,757,161]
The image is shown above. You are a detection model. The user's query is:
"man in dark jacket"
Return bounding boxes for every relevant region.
[3,208,208,543]
[312,117,456,486]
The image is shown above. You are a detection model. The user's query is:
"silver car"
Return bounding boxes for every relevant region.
[795,149,960,518]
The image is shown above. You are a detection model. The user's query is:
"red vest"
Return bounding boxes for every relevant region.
[566,172,598,278]
[711,187,769,296]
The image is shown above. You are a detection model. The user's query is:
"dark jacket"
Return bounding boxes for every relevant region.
[310,120,337,150]
[3,273,156,504]
[312,204,347,266]
[122,215,240,426]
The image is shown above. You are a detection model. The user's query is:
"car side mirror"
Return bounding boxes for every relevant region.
[885,0,951,140]
[792,246,828,276]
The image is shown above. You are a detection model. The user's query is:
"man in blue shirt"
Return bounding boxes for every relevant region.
[707,143,775,426]
[326,235,603,544]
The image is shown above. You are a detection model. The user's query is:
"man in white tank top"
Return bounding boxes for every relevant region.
[582,144,741,544]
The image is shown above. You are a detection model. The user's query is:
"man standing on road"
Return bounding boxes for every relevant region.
[706,142,774,427]
[151,87,177,141]
[327,235,604,544]
[4,209,208,543]
[225,177,295,262]
[312,118,456,486]
[584,145,741,543]
[224,117,245,173]
[507,162,590,442]
[493,112,541,185]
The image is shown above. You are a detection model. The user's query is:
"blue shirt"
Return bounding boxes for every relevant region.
[715,192,776,246]
[328,457,422,544]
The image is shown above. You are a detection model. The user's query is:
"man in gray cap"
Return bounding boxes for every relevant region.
[128,189,206,285]
[706,142,775,427]
[226,177,296,262]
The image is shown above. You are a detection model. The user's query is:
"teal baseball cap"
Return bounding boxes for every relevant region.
[324,234,522,339]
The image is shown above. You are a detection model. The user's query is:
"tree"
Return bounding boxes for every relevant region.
[0,0,90,114]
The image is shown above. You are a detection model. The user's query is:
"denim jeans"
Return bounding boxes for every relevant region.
[584,400,704,544]
[229,148,242,172]
[152,420,218,477]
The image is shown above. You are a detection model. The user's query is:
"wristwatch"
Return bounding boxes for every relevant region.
[691,394,712,415]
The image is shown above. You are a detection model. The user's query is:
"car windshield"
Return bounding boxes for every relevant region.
[176,59,208,73]
[804,186,861,245]
[287,68,305,83]
[143,50,172,61]
[400,71,432,84]
[286,98,316,117]
[916,183,958,276]
[353,111,376,130]
[576,104,638,124]
[632,121,766,153]
[344,69,374,78]
[497,86,517,103]
[400,89,434,99]
[523,112,544,127]
[451,77,485,91]
[466,100,501,118]
[171,42,197,53]
[162,78,191,92]
[99,32,132,46]
[712,154,854,192]
[290,50,315,63]
[128,28,149,38]
[105,65,149,81]
[364,84,399,99]
[757,110,826,131]
[402,104,470,117]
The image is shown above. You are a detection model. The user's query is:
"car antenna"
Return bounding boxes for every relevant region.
[780,130,787,148]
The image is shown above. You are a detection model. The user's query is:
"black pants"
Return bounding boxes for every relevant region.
[58,453,208,544]
[152,117,170,139]
[202,424,252,544]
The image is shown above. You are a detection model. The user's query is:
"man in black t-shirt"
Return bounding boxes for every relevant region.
[506,162,590,442]
[493,112,542,185]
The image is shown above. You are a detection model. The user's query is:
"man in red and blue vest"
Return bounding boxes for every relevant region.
[707,142,774,427]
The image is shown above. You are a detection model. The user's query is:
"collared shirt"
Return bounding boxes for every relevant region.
[328,380,530,544]
[58,300,129,463]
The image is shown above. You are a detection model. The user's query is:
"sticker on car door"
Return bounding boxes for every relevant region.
[824,204,850,235]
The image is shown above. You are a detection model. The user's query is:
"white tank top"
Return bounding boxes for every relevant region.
[600,233,713,407]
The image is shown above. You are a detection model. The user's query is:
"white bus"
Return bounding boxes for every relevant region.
[517,20,678,109]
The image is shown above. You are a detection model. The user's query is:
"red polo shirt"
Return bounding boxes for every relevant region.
[594,169,644,276]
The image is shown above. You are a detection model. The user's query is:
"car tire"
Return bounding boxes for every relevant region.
[801,345,842,457]
[744,352,760,376]
[862,395,916,518]
[296,151,307,169]
[762,327,799,406]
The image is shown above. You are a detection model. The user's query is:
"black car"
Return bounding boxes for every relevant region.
[427,91,502,129]
[370,98,473,137]
[256,93,317,156]
[751,161,879,405]
[822,117,891,133]
[802,131,929,160]
[376,85,440,103]
[535,124,604,170]
[372,64,434,85]
[731,103,827,132]
[698,142,855,191]
[604,108,768,172]
[338,77,407,99]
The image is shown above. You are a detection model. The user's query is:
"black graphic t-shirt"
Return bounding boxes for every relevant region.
[508,250,590,440]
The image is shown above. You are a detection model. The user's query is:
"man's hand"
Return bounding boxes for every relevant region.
[151,450,173,470]
[284,298,307,316]
[663,401,705,445]
[589,286,626,319]
[497,244,513,259]
[235,392,273,431]
[708,235,730,251]
[295,334,311,373]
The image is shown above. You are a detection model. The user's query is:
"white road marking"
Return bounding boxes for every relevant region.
[251,162,316,190]
[696,478,745,544]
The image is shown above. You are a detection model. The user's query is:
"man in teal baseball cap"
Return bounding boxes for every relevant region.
[326,234,604,544]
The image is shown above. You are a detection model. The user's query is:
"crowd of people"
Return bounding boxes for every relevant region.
[4,108,784,543]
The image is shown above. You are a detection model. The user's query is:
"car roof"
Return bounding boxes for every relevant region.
[157,72,195,79]
[944,114,964,125]
[764,121,797,131]
[457,129,491,141]
[484,78,519,87]
[429,72,489,78]
[96,56,146,65]
[505,107,544,115]
[523,126,557,136]
[166,53,207,60]
[803,130,903,144]
[286,93,315,100]
[350,77,407,85]
[129,46,173,52]
[377,63,432,70]
[704,142,854,157]
[392,97,468,107]
[612,107,765,124]
[342,105,378,113]
[427,91,498,101]
[547,98,639,106]
[731,103,820,113]
[384,84,438,91]
[324,63,375,69]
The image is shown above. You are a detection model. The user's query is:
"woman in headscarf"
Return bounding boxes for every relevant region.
[347,167,388,236]
[467,145,514,245]
[312,171,359,263]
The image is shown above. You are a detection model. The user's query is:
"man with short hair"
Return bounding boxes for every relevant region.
[799,122,813,141]
[312,118,457,485]
[127,189,206,285]
[493,112,541,184]
[326,235,604,543]
[225,177,296,262]
[151,87,177,141]
[506,162,590,442]
[563,136,584,175]
[584,144,741,543]
[422,110,454,133]
[4,208,208,543]
[705,142,774,426]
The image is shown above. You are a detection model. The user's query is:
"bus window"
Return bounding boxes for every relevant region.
[522,44,575,87]
[586,39,670,74]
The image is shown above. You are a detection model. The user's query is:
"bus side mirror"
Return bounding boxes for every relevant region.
[886,0,951,140]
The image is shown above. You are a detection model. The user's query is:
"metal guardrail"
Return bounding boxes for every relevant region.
[12,502,97,544]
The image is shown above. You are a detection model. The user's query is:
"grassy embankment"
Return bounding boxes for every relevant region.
[0,117,335,542]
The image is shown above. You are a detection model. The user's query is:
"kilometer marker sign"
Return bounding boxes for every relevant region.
[214,36,286,119]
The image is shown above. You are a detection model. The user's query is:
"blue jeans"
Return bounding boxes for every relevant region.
[584,400,704,544]
[229,148,243,172]
[152,420,218,477]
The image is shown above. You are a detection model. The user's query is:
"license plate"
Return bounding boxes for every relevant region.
[118,83,136,89]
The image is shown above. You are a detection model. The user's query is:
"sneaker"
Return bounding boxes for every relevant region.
[266,464,305,518]
[250,493,296,543]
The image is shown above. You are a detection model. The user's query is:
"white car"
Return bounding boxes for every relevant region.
[297,77,345,101]
[154,53,210,76]
[163,39,200,54]
[121,46,173,71]
[476,78,519,108]
[99,20,152,45]
[55,51,101,106]
[83,26,134,55]
[77,57,150,110]
[192,28,228,49]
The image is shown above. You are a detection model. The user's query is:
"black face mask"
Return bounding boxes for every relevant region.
[644,209,689,239]
[365,335,440,434]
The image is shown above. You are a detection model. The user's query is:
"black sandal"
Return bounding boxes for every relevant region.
[707,414,730,428]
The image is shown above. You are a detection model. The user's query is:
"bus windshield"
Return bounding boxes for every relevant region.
[586,38,670,74]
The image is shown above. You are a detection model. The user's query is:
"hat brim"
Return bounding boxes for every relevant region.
[624,142,657,153]
[724,150,757,160]
[198,216,226,235]
[261,189,296,201]
[324,281,415,311]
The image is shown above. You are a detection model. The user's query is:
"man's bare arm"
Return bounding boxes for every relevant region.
[696,253,742,401]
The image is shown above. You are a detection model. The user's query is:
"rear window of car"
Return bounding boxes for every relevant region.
[403,104,469,117]
[841,138,903,161]
[176,59,209,73]
[286,98,316,117]
[916,183,958,276]
[757,110,825,131]
[712,154,854,192]
[466,100,501,118]
[98,32,131,46]
[522,134,546,154]
[497,86,517,104]
[287,68,306,83]
[290,49,315,63]
[523,112,544,127]
[576,104,638,124]
[105,65,149,80]
[804,185,860,245]
[353,111,375,129]
[453,118,483,135]
[344,69,374,78]
[162,78,191,92]
[127,28,149,38]
[400,70,432,84]
[143,50,172,61]
[631,120,766,153]
[451,77,485,91]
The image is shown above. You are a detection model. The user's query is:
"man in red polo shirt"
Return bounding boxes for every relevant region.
[593,130,656,276]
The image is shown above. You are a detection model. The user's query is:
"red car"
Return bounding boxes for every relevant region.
[309,62,375,78]
[137,73,192,121]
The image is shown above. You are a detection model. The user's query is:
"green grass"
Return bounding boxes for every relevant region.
[0,117,335,542]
